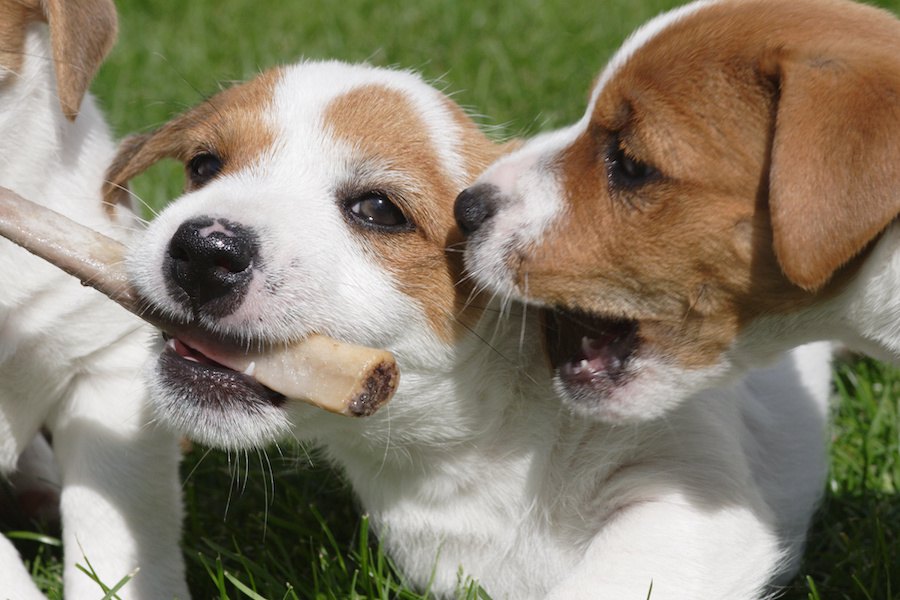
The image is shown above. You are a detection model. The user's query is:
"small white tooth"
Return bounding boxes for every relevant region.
[185,356,199,363]
[578,359,590,370]
[166,338,176,350]
[243,361,257,377]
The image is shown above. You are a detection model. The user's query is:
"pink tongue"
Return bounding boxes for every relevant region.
[560,335,624,379]
[581,334,616,361]
[171,338,224,368]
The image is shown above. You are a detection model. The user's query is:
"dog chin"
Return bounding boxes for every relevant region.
[149,347,292,449]
[553,369,669,423]
[553,353,731,423]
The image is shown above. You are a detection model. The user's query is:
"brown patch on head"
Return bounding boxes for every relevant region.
[0,0,117,120]
[440,95,523,189]
[507,0,900,369]
[324,83,509,341]
[103,67,282,214]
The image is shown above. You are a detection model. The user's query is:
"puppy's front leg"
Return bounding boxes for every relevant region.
[545,493,779,600]
[47,339,189,599]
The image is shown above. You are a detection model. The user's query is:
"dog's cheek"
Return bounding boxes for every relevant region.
[331,258,436,352]
[344,248,455,362]
[259,226,432,354]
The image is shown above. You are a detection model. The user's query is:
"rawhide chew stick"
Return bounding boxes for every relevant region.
[0,186,398,416]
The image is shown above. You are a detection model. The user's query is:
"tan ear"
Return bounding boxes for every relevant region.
[44,0,118,120]
[102,124,191,214]
[768,46,900,291]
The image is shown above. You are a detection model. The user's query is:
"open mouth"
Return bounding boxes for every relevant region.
[544,308,640,398]
[159,333,286,409]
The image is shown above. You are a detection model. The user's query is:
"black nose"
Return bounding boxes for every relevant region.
[454,184,501,237]
[165,217,259,318]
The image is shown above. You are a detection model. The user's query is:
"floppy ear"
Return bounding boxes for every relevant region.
[768,45,900,291]
[44,0,118,120]
[102,123,192,214]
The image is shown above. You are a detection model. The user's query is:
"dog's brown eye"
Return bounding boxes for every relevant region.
[346,192,412,231]
[187,153,223,188]
[606,144,657,190]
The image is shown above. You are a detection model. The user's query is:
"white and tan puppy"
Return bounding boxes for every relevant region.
[456,0,900,422]
[106,59,833,599]
[0,1,187,597]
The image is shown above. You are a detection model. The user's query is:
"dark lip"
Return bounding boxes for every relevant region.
[543,308,640,391]
[158,339,286,410]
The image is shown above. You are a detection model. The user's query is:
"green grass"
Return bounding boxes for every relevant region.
[6,0,900,597]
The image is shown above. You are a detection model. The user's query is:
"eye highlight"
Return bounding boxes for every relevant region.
[345,191,413,232]
[605,141,658,190]
[187,152,223,188]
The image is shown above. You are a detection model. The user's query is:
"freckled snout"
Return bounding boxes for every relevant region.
[165,217,259,318]
[454,184,504,237]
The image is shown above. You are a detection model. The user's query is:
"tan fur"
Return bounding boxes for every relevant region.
[324,84,509,341]
[0,0,117,121]
[45,0,118,120]
[102,68,282,211]
[763,1,900,289]
[513,0,900,368]
[0,1,41,75]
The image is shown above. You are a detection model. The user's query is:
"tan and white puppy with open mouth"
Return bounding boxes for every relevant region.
[456,0,900,422]
[0,0,187,598]
[106,59,833,599]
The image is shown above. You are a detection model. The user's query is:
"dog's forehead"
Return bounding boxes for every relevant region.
[585,0,720,117]
[268,62,469,187]
[590,0,899,114]
[575,0,900,178]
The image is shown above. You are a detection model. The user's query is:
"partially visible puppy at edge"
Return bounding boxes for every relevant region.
[104,58,832,599]
[0,0,188,598]
[456,0,900,422]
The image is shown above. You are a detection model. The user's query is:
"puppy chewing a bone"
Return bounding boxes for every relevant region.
[0,185,398,417]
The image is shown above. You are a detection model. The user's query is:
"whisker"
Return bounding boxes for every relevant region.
[223,449,235,520]
[181,446,214,487]
[257,447,275,539]
[103,180,161,220]
[241,448,251,494]
[519,273,530,354]
[449,310,540,387]
[153,52,219,107]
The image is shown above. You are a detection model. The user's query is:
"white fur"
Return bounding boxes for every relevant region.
[133,60,832,599]
[736,225,900,364]
[0,21,188,599]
